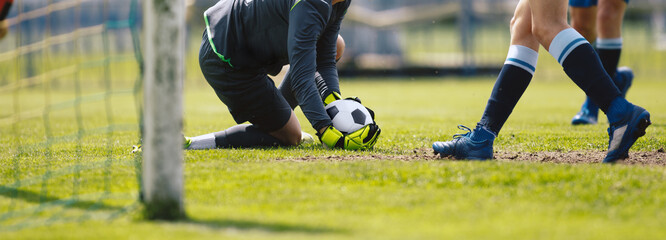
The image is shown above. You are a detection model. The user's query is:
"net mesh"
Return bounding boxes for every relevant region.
[0,0,143,230]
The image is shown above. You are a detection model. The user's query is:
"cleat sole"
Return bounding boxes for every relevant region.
[634,118,651,138]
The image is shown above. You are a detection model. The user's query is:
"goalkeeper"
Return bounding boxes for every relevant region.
[0,0,12,40]
[187,0,379,150]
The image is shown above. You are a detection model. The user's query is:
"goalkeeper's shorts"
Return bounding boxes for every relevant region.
[199,34,291,132]
[569,0,629,7]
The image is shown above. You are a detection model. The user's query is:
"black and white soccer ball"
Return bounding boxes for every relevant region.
[325,99,374,134]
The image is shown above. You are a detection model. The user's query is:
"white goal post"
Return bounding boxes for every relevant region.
[142,0,186,219]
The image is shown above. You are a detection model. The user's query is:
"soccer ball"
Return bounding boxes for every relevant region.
[325,99,374,134]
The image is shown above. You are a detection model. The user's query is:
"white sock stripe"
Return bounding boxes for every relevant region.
[596,37,623,49]
[504,45,538,75]
[548,28,589,65]
[189,133,217,150]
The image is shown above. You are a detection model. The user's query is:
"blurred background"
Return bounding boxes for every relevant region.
[0,0,665,232]
[2,0,665,83]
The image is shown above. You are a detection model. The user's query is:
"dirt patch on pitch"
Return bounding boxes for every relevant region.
[280,148,439,162]
[281,148,666,166]
[493,149,666,166]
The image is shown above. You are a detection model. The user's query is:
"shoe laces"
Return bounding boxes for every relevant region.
[452,125,473,139]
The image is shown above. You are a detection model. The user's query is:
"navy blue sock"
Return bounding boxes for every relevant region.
[596,38,622,79]
[214,124,283,148]
[549,29,621,113]
[470,124,496,142]
[478,45,537,135]
[561,44,621,112]
[577,38,623,118]
[597,48,621,79]
[478,65,532,135]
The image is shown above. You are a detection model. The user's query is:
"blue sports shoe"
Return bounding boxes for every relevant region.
[571,108,598,125]
[604,105,651,163]
[432,125,494,160]
[615,66,633,97]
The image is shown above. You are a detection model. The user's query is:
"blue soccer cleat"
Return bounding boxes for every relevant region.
[571,108,598,125]
[432,125,494,160]
[604,105,651,163]
[615,66,633,97]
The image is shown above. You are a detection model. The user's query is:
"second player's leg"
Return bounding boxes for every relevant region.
[570,5,598,42]
[597,0,632,98]
[529,0,621,111]
[531,0,650,163]
[569,3,601,124]
[570,0,632,125]
[597,0,626,38]
[434,0,651,162]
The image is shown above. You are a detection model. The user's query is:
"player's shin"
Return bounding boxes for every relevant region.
[478,45,537,135]
[549,28,621,113]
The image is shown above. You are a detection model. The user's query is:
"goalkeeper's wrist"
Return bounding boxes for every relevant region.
[317,125,344,149]
[323,92,341,106]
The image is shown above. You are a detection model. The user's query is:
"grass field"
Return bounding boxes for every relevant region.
[1,66,665,239]
[1,16,665,239]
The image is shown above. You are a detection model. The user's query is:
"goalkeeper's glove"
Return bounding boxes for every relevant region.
[323,92,342,106]
[317,124,381,150]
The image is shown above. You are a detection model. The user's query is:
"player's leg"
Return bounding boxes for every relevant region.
[531,0,650,162]
[188,77,303,148]
[433,0,539,160]
[477,0,540,136]
[569,0,602,124]
[570,1,598,42]
[267,111,303,146]
[597,0,632,97]
[189,32,303,149]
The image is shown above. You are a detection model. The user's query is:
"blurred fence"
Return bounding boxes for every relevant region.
[338,0,666,77]
[4,0,666,78]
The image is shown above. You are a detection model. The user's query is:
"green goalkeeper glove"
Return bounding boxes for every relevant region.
[323,92,342,106]
[317,124,381,150]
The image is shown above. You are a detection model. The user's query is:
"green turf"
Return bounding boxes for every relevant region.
[1,73,665,239]
[2,19,666,239]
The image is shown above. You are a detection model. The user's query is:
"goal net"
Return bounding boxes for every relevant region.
[0,0,165,230]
